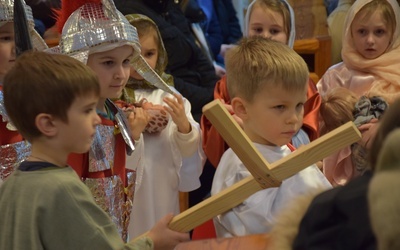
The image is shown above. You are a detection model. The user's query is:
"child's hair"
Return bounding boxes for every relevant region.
[319,87,358,136]
[248,0,291,37]
[369,98,400,168]
[3,51,100,141]
[352,0,396,41]
[225,36,308,102]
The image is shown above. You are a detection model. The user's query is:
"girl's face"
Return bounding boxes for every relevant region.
[86,45,134,102]
[248,6,288,44]
[351,9,392,59]
[130,31,159,80]
[0,22,15,82]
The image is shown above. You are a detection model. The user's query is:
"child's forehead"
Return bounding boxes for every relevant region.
[0,21,13,32]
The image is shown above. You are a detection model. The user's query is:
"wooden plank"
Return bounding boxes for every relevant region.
[202,100,281,188]
[132,100,361,241]
[270,121,360,180]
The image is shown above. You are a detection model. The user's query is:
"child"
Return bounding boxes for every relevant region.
[320,87,388,186]
[201,0,321,169]
[290,97,400,250]
[211,37,331,237]
[54,0,153,241]
[120,14,204,238]
[317,0,400,184]
[0,51,188,250]
[0,0,48,181]
[318,0,400,103]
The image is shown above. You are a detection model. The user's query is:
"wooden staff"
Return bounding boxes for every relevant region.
[133,99,361,238]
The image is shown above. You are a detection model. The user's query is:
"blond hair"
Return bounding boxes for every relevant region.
[225,36,308,102]
[319,87,358,136]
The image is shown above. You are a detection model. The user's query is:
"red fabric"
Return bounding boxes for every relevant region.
[0,86,25,145]
[67,116,127,186]
[200,76,321,168]
[192,219,217,240]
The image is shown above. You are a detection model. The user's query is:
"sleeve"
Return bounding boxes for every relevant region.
[40,177,154,250]
[174,97,205,192]
[173,126,200,157]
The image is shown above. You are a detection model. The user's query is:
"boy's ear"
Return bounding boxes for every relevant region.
[35,114,58,137]
[231,97,249,120]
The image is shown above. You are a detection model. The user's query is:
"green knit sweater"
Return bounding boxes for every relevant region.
[0,166,153,250]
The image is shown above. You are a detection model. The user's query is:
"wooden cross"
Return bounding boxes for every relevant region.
[133,99,361,239]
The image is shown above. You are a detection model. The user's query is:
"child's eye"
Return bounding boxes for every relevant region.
[254,27,263,34]
[273,105,285,110]
[145,51,155,58]
[270,29,281,35]
[85,108,95,114]
[357,29,367,36]
[123,58,131,65]
[102,60,114,66]
[375,29,386,36]
[0,35,13,41]
[296,103,304,111]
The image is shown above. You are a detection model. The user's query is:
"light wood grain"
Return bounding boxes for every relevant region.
[132,100,361,241]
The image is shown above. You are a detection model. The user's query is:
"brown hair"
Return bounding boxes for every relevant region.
[352,0,396,42]
[3,51,100,141]
[225,36,308,102]
[319,87,358,136]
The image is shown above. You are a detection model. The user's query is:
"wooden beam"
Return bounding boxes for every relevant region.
[132,100,361,240]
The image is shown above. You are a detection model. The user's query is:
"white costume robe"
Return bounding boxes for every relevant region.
[127,88,204,238]
[211,143,331,237]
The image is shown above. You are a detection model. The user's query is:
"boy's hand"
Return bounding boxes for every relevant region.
[128,107,149,140]
[163,93,191,134]
[147,213,189,250]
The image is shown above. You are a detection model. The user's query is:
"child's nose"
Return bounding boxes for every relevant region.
[286,112,300,124]
[366,34,375,44]
[93,113,101,126]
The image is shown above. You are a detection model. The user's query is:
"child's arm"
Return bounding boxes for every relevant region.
[127,107,149,141]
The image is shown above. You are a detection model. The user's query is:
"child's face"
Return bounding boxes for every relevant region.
[0,22,15,82]
[248,7,288,44]
[56,93,100,154]
[351,9,392,59]
[242,83,307,146]
[86,45,134,99]
[130,32,159,80]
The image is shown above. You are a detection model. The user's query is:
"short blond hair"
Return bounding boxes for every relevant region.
[225,36,308,102]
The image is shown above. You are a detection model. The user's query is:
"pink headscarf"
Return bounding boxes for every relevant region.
[341,0,400,104]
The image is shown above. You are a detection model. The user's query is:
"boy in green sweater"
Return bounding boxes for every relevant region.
[0,51,188,250]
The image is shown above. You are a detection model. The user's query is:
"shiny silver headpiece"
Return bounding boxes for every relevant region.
[59,0,141,61]
[0,0,47,51]
[56,0,175,94]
